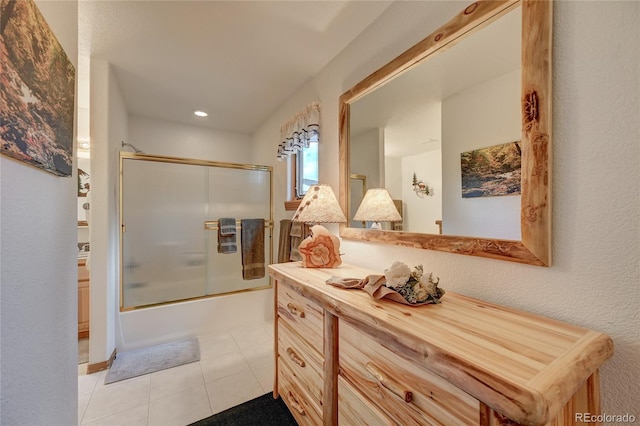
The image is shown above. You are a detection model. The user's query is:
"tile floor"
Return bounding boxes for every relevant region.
[78,321,275,426]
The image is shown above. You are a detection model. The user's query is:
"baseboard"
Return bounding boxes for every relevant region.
[87,347,117,374]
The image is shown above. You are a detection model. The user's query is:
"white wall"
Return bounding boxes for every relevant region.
[252,0,640,416]
[442,70,521,239]
[401,150,442,234]
[0,1,78,424]
[384,156,402,200]
[128,115,252,163]
[89,60,127,364]
[349,128,383,227]
[351,128,382,188]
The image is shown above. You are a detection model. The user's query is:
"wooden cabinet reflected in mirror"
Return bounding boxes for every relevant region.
[339,0,552,266]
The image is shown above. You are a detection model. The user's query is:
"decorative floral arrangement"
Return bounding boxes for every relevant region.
[326,260,444,306]
[383,261,444,304]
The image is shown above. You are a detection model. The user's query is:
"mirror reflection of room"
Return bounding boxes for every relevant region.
[349,7,521,240]
[77,133,90,365]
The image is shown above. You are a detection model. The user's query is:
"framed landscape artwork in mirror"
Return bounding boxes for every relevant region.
[339,0,552,266]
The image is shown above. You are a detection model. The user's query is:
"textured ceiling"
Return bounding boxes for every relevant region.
[78,0,392,133]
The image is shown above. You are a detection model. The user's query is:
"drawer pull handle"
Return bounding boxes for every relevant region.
[288,391,306,416]
[286,347,306,367]
[365,362,413,403]
[287,302,305,318]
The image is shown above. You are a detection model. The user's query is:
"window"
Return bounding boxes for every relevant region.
[277,101,321,206]
[295,140,318,198]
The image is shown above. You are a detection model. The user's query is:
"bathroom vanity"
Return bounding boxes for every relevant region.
[269,262,613,425]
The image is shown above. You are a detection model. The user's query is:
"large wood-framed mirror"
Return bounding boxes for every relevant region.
[339,0,552,266]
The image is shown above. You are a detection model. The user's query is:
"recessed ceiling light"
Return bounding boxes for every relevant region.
[194,110,208,117]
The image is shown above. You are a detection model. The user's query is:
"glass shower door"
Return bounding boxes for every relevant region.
[205,166,271,294]
[120,153,273,310]
[121,159,208,309]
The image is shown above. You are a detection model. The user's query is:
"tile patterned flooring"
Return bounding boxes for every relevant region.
[78,321,274,426]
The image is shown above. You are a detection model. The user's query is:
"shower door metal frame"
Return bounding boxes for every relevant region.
[119,152,273,311]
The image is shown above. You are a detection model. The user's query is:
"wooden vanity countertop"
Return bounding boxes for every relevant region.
[268,262,614,425]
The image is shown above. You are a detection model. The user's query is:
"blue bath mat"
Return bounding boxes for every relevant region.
[104,337,200,384]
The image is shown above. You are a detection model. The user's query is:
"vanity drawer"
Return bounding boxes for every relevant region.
[278,319,323,404]
[278,358,322,426]
[339,321,480,425]
[338,375,393,426]
[277,283,323,351]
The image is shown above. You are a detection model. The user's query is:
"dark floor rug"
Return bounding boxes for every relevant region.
[189,393,297,426]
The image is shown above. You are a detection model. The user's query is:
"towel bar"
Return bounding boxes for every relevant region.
[204,219,274,231]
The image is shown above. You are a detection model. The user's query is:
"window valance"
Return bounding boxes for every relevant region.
[277,101,320,161]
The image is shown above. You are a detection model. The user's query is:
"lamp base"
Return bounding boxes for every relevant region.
[370,222,382,230]
[298,225,342,268]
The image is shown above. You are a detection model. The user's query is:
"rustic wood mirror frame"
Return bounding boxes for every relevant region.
[339,0,552,266]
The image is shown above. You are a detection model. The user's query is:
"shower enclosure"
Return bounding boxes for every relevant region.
[119,153,272,311]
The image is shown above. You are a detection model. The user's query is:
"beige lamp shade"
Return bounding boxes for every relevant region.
[292,184,347,224]
[353,188,402,222]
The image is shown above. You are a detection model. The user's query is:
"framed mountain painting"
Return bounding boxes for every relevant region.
[0,0,76,176]
[461,141,521,198]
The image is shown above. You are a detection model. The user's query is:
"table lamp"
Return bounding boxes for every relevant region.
[292,184,346,268]
[353,188,402,229]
